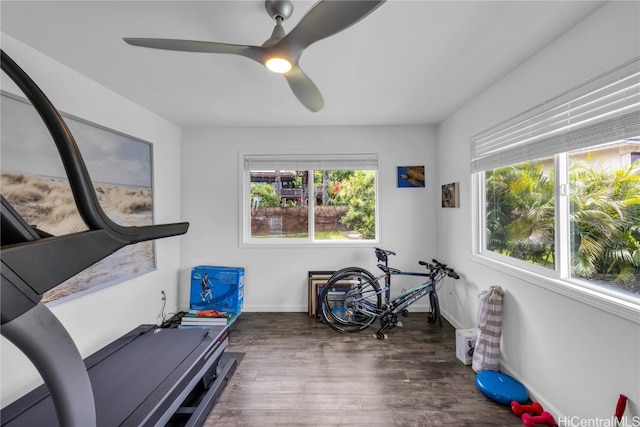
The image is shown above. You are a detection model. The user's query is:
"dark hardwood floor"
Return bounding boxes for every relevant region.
[204,312,523,426]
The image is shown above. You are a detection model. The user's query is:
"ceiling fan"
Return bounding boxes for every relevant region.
[124,0,385,112]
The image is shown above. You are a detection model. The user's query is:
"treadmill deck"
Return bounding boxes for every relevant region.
[1,325,234,427]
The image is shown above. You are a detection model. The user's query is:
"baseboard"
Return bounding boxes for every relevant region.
[499,360,560,420]
[441,308,557,419]
[240,303,435,313]
[439,307,464,329]
[241,305,307,312]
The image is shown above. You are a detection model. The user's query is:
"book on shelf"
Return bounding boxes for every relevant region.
[179,310,240,327]
[180,318,227,325]
[177,324,220,329]
[183,309,227,318]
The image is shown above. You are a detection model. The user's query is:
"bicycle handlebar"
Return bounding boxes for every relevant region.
[374,248,460,279]
[419,259,460,279]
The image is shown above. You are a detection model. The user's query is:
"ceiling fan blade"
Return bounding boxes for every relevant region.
[283,66,324,112]
[282,0,385,51]
[123,38,267,64]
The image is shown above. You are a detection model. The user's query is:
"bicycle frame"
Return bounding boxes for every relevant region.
[351,272,430,315]
[385,273,435,314]
[353,270,445,325]
[320,247,458,339]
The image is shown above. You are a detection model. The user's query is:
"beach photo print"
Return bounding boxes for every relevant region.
[1,93,156,304]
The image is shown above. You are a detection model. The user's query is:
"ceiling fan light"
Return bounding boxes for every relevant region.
[265,57,292,73]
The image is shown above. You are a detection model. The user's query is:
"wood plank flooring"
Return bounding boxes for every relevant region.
[204,312,523,426]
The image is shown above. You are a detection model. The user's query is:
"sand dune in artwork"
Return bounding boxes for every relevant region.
[1,171,155,303]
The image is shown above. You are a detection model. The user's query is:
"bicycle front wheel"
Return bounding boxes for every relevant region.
[320,271,381,333]
[426,291,442,327]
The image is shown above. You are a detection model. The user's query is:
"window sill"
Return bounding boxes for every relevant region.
[239,239,379,249]
[470,253,640,325]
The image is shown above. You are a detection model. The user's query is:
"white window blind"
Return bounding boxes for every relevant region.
[471,58,640,172]
[244,153,378,171]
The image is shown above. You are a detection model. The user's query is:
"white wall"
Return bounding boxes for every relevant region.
[180,126,437,311]
[3,0,639,420]
[1,35,185,406]
[436,1,640,421]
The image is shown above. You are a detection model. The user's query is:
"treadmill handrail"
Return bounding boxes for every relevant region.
[0,50,188,244]
[0,50,191,427]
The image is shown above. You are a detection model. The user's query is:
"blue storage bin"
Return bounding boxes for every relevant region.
[190,266,244,313]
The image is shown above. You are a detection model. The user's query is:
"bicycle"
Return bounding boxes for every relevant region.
[320,247,459,339]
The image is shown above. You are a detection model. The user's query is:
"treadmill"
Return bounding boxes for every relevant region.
[0,50,236,426]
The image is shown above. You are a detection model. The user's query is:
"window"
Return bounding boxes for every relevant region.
[472,58,640,306]
[241,153,378,244]
[485,157,556,270]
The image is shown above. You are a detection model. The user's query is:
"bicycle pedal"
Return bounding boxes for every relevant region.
[397,322,403,327]
[373,333,388,340]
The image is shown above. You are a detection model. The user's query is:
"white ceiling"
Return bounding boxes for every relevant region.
[1,0,606,128]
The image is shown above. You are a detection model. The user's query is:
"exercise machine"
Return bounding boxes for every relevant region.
[0,50,235,426]
[1,325,236,426]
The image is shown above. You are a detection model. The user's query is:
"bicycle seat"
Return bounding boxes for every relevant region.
[377,264,401,275]
[374,247,396,263]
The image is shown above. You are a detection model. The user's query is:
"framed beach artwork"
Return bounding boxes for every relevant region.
[441,182,460,208]
[0,92,156,305]
[397,166,425,188]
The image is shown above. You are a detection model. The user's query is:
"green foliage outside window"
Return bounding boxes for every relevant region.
[569,160,640,290]
[486,162,555,268]
[309,170,376,238]
[336,170,376,239]
[250,170,376,240]
[313,170,358,206]
[250,183,281,207]
[486,160,640,294]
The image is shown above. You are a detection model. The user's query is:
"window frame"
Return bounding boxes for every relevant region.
[472,159,640,323]
[239,151,380,247]
[470,58,640,323]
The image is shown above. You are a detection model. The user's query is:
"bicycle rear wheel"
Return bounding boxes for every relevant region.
[328,266,377,284]
[320,271,381,333]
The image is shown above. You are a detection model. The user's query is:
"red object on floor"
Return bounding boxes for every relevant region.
[511,401,543,416]
[522,412,555,427]
[615,394,628,422]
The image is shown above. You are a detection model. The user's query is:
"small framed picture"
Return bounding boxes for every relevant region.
[442,182,459,208]
[397,166,425,187]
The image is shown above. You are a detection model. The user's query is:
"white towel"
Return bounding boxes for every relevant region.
[472,286,504,373]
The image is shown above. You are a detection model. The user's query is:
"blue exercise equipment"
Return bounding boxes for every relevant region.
[475,370,528,405]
